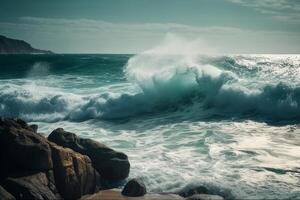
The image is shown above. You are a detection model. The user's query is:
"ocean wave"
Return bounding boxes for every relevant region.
[0,83,79,122]
[1,54,300,123]
[119,52,300,121]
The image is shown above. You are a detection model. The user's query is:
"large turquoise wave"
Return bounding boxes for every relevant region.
[0,54,300,123]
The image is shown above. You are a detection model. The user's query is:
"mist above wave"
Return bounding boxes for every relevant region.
[0,36,300,123]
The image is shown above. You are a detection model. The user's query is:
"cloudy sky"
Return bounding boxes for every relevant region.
[0,0,299,53]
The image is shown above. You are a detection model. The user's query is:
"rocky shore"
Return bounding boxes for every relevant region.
[0,117,224,200]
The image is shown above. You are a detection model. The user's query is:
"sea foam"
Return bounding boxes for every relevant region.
[0,37,300,122]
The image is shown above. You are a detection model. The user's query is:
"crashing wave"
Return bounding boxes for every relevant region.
[1,53,300,123]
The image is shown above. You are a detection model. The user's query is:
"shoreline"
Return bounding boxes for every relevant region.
[0,117,224,200]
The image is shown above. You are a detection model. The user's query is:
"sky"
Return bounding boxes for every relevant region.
[0,0,299,53]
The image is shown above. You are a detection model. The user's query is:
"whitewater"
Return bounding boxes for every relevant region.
[0,43,300,198]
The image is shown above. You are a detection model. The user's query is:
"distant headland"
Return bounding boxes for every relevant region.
[0,35,53,54]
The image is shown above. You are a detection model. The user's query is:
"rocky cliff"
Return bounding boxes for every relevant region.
[0,35,53,54]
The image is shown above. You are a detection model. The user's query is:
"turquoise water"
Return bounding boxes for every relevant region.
[0,53,299,199]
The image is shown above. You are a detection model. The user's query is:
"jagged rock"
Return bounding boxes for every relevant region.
[121,178,146,197]
[178,185,209,198]
[0,118,52,179]
[50,142,100,199]
[0,118,35,132]
[0,118,100,199]
[0,185,15,200]
[2,172,60,200]
[48,128,130,180]
[29,124,38,133]
[186,194,224,200]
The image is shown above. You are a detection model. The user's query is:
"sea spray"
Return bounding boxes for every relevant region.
[26,62,50,77]
[0,53,300,199]
[123,37,300,121]
[0,42,300,122]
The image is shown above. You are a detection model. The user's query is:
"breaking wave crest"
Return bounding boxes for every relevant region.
[1,53,300,123]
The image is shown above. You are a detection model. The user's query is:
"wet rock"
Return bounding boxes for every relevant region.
[0,118,33,132]
[29,124,38,133]
[0,118,101,199]
[50,142,100,199]
[0,185,15,200]
[178,185,209,198]
[48,128,130,180]
[2,172,60,200]
[0,118,52,179]
[121,178,146,197]
[186,194,224,200]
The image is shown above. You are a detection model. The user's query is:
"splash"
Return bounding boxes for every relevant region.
[27,62,50,77]
[0,38,300,122]
[120,36,300,121]
[125,35,224,102]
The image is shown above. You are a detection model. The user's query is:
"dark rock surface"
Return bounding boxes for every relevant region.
[0,118,36,132]
[0,117,225,200]
[0,185,15,200]
[29,124,38,133]
[50,142,100,199]
[0,118,101,199]
[2,172,60,200]
[0,35,53,54]
[0,118,53,179]
[121,178,147,197]
[48,128,130,180]
[186,194,224,200]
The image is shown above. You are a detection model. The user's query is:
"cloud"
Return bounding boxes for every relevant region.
[228,0,300,23]
[17,17,243,36]
[0,17,299,53]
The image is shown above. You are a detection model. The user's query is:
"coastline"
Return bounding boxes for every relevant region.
[0,117,224,200]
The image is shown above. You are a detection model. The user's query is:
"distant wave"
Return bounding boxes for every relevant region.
[1,54,300,123]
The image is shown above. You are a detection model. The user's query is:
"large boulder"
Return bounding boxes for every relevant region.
[48,128,130,180]
[50,142,100,199]
[2,172,60,200]
[121,178,146,197]
[0,118,52,179]
[0,118,100,199]
[0,185,15,200]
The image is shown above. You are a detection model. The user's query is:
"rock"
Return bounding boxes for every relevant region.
[29,124,38,133]
[0,185,15,200]
[0,35,53,54]
[0,118,31,131]
[0,118,52,179]
[50,142,100,199]
[178,185,209,198]
[186,194,224,200]
[2,172,60,200]
[121,178,146,197]
[48,128,130,180]
[0,118,100,199]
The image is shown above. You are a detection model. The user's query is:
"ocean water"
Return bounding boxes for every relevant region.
[0,53,300,199]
